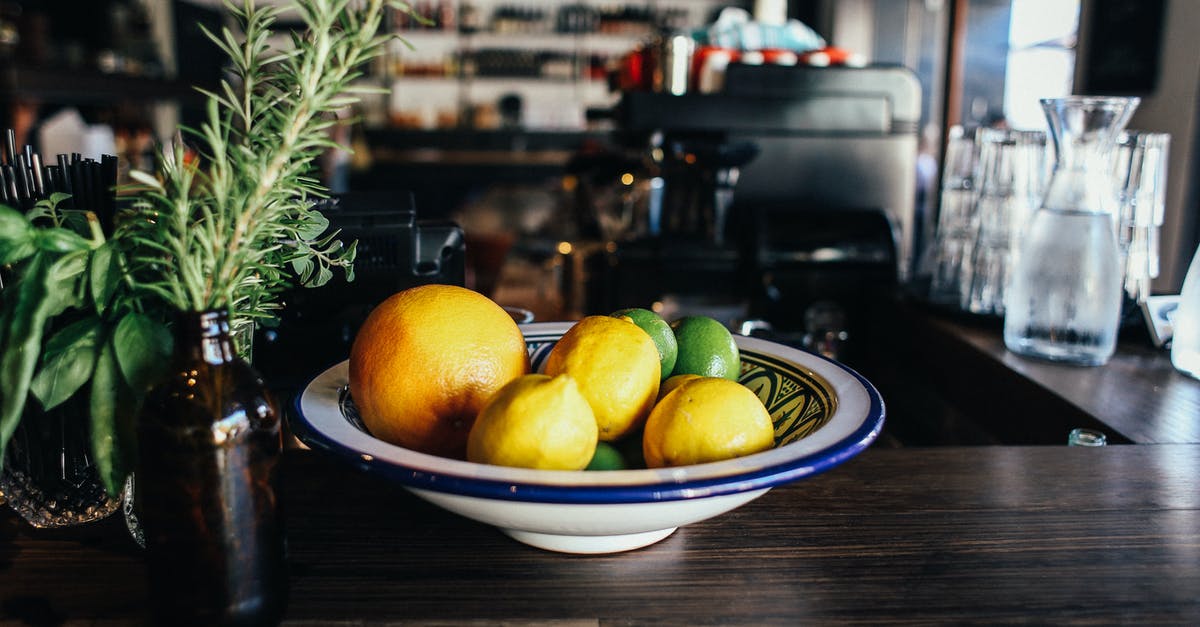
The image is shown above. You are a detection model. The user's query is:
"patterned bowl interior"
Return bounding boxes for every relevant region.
[340,331,837,451]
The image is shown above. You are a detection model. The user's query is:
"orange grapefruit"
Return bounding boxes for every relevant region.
[348,284,529,458]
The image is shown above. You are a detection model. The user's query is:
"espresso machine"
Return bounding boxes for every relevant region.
[594,63,921,364]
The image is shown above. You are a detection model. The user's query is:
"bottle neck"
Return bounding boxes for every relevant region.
[174,310,237,365]
[1043,134,1119,215]
[1054,136,1114,174]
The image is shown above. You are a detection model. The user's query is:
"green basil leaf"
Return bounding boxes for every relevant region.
[113,313,172,393]
[42,251,88,316]
[30,317,102,410]
[60,210,91,236]
[34,228,90,253]
[0,205,36,265]
[0,254,56,464]
[91,336,136,497]
[24,200,55,223]
[90,242,120,315]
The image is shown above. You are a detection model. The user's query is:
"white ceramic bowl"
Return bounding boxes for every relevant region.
[292,321,885,554]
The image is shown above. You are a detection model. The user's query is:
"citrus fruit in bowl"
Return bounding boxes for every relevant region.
[643,377,775,468]
[347,284,529,458]
[543,315,660,441]
[295,321,885,554]
[610,308,678,379]
[670,315,741,380]
[466,373,597,471]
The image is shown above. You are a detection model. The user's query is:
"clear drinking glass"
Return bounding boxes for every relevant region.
[1,397,120,528]
[961,128,1047,315]
[1003,96,1139,366]
[928,126,979,304]
[1110,131,1170,304]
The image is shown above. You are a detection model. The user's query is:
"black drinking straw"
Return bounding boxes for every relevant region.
[83,160,98,213]
[30,153,45,198]
[45,165,60,195]
[101,154,118,225]
[4,129,16,166]
[56,154,73,208]
[0,166,10,204]
[13,154,30,206]
[3,165,19,205]
[87,160,99,215]
[71,157,86,211]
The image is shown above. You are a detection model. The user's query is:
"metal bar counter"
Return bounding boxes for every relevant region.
[3,445,1198,624]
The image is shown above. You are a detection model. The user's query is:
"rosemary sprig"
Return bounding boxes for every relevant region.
[122,0,402,336]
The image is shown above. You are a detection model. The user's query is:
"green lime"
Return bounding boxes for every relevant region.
[611,308,678,380]
[585,441,628,471]
[670,316,741,381]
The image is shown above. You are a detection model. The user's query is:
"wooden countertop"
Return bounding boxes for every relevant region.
[4,445,1199,624]
[862,299,1200,445]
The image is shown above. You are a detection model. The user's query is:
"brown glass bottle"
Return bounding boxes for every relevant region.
[137,310,287,626]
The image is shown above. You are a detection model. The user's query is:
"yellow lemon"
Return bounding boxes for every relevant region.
[544,315,661,441]
[467,374,597,470]
[643,377,775,468]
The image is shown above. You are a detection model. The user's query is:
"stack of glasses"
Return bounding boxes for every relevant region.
[925,125,1168,315]
[1111,131,1170,304]
[926,126,979,305]
[961,128,1048,315]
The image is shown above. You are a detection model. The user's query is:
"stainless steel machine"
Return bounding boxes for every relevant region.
[596,63,922,362]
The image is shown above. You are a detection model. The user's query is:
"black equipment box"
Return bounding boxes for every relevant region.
[253,192,466,394]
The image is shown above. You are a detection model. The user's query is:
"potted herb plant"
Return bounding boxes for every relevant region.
[0,0,417,534]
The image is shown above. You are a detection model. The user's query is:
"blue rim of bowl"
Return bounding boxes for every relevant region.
[291,322,885,504]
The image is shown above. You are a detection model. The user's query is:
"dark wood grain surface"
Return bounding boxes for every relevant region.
[926,313,1200,444]
[3,445,1199,625]
[863,301,1200,445]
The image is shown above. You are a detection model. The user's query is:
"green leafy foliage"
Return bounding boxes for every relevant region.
[0,205,36,264]
[119,0,407,340]
[0,198,169,491]
[89,241,121,315]
[30,317,103,410]
[91,336,140,496]
[0,253,64,462]
[113,313,173,390]
[1,0,400,495]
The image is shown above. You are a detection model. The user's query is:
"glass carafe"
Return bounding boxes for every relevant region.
[1003,96,1139,366]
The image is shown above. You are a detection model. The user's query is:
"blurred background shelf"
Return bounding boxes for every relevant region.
[0,65,196,105]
